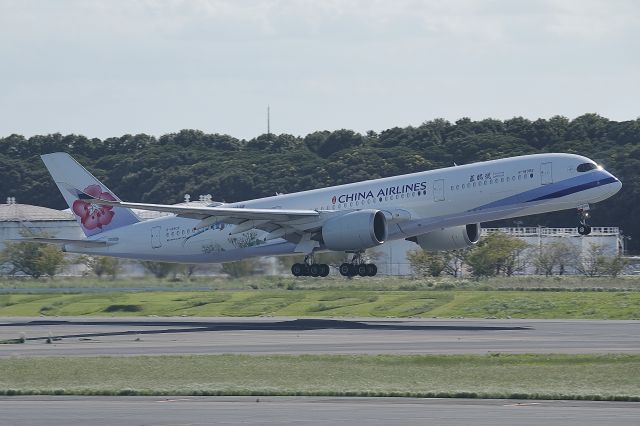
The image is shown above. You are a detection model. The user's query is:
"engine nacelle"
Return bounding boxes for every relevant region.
[410,223,481,251]
[322,210,387,251]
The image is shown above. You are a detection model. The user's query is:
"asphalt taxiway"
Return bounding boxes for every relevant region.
[0,317,638,357]
[1,396,638,426]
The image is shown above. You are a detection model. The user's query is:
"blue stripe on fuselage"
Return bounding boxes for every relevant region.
[528,176,617,202]
[470,171,616,212]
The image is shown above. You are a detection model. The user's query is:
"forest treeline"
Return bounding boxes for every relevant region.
[1,114,639,251]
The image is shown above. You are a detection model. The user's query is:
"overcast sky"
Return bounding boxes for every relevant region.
[0,0,638,140]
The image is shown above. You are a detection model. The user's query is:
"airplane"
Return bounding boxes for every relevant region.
[22,152,621,277]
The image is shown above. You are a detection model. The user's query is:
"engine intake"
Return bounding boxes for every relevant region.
[410,223,481,251]
[322,210,387,251]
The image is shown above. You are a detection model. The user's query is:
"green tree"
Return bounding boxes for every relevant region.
[574,243,628,277]
[407,249,447,277]
[35,245,66,277]
[1,241,65,278]
[605,255,628,278]
[222,259,257,278]
[140,261,179,279]
[442,249,470,278]
[87,256,121,279]
[533,240,576,276]
[467,233,528,278]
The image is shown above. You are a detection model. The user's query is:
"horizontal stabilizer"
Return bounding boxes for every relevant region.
[11,238,112,248]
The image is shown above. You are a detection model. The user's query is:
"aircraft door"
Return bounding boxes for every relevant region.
[151,226,162,249]
[433,179,445,201]
[541,162,553,185]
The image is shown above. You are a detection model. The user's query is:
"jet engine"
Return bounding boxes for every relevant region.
[322,210,387,251]
[409,223,481,251]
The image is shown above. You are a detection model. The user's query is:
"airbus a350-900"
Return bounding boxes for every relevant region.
[23,152,621,277]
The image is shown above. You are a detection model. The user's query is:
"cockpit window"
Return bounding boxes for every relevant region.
[577,163,597,172]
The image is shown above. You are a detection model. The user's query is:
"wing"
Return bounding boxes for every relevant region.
[84,199,321,222]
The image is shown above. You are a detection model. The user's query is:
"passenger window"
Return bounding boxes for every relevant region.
[577,163,597,172]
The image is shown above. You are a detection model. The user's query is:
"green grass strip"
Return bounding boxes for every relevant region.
[2,290,640,319]
[0,354,639,401]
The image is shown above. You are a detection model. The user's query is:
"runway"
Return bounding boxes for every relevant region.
[1,396,638,426]
[1,317,638,356]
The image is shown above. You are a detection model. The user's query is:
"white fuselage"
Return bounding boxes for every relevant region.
[65,153,621,263]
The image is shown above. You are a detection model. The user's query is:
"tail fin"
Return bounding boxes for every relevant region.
[41,153,140,237]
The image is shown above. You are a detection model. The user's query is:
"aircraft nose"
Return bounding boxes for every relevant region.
[607,171,622,195]
[613,179,622,194]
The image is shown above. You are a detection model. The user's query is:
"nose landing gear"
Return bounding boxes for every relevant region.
[577,204,592,236]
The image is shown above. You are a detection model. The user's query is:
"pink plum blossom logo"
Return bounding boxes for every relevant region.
[72,185,117,231]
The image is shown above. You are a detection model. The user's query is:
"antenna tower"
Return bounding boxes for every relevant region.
[267,105,271,136]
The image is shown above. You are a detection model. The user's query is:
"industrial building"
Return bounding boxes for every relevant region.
[0,197,84,250]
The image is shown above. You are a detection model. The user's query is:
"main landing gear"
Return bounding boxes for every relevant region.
[577,204,592,236]
[291,252,379,277]
[291,254,330,277]
[339,252,378,277]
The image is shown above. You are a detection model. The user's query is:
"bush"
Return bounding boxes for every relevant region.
[222,259,258,278]
[1,241,65,278]
[86,256,121,279]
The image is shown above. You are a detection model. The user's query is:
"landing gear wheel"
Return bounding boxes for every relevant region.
[310,264,321,277]
[365,264,377,277]
[291,263,304,277]
[357,264,368,277]
[577,204,592,236]
[320,264,330,277]
[339,263,351,276]
[578,224,592,236]
[349,264,358,277]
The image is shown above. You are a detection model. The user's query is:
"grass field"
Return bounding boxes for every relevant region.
[1,289,639,319]
[3,275,640,291]
[0,354,638,400]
